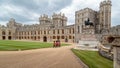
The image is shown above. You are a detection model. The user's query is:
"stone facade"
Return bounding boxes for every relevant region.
[0,14,75,42]
[0,0,111,43]
[75,0,112,43]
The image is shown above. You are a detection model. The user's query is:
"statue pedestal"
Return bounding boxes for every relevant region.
[75,40,99,51]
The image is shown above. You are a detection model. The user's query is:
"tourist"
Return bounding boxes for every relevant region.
[58,40,61,47]
[53,41,56,47]
[56,41,58,47]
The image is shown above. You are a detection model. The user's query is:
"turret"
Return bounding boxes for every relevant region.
[7,18,16,28]
[39,14,51,25]
[52,12,67,28]
[99,0,112,30]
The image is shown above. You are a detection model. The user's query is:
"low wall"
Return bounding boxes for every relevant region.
[98,45,113,60]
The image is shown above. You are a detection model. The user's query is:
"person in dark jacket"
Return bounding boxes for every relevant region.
[53,41,56,47]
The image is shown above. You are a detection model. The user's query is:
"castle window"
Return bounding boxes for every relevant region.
[73,36,74,39]
[62,22,64,26]
[58,29,59,34]
[53,30,55,34]
[34,31,36,35]
[41,31,42,34]
[82,13,84,16]
[2,31,6,35]
[24,32,26,35]
[78,26,80,33]
[48,31,49,34]
[28,32,29,35]
[31,36,33,39]
[61,36,64,39]
[31,31,32,35]
[19,37,21,39]
[44,31,46,34]
[78,14,79,18]
[38,36,40,39]
[19,32,20,35]
[69,29,71,34]
[73,28,74,33]
[57,36,60,39]
[38,31,40,34]
[62,29,64,34]
[69,36,72,39]
[9,31,11,35]
[53,36,56,39]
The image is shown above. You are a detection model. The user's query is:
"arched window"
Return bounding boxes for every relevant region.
[62,29,64,34]
[9,31,11,35]
[57,29,59,34]
[53,36,56,39]
[38,36,40,39]
[53,30,55,34]
[61,36,64,39]
[69,36,72,39]
[2,31,6,35]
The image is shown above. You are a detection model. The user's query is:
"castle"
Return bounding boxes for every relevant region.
[0,0,112,43]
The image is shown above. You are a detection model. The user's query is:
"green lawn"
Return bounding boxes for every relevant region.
[71,49,113,68]
[0,40,69,51]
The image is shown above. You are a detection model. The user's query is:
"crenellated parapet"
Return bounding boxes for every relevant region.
[39,14,52,25]
[52,12,67,20]
[52,12,67,27]
[100,0,112,7]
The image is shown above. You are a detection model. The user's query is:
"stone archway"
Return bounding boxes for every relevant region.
[8,36,12,40]
[65,38,68,42]
[2,36,6,40]
[43,36,47,42]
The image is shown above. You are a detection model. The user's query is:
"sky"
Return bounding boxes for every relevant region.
[0,0,119,26]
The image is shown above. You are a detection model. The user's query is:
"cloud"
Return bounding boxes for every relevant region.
[111,0,120,26]
[0,0,72,25]
[60,0,120,26]
[60,0,104,25]
[0,0,120,26]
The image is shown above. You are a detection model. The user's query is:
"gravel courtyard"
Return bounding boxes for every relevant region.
[0,44,82,68]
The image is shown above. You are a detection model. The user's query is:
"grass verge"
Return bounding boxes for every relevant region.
[0,40,69,51]
[71,49,113,68]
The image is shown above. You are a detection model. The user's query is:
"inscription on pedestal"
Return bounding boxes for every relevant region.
[117,47,120,64]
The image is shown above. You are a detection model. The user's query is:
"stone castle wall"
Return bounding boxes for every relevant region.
[0,0,112,43]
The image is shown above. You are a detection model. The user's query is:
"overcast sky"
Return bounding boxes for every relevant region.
[0,0,119,26]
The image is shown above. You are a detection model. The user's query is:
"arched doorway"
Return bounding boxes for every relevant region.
[34,36,36,40]
[2,36,6,40]
[65,38,68,42]
[43,36,47,42]
[8,36,12,40]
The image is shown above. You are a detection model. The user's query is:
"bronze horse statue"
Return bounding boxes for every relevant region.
[84,18,94,26]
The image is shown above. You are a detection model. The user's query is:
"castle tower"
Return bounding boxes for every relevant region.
[7,18,16,28]
[99,0,112,30]
[52,13,67,28]
[39,14,51,25]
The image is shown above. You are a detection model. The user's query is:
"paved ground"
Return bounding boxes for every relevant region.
[0,44,82,68]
